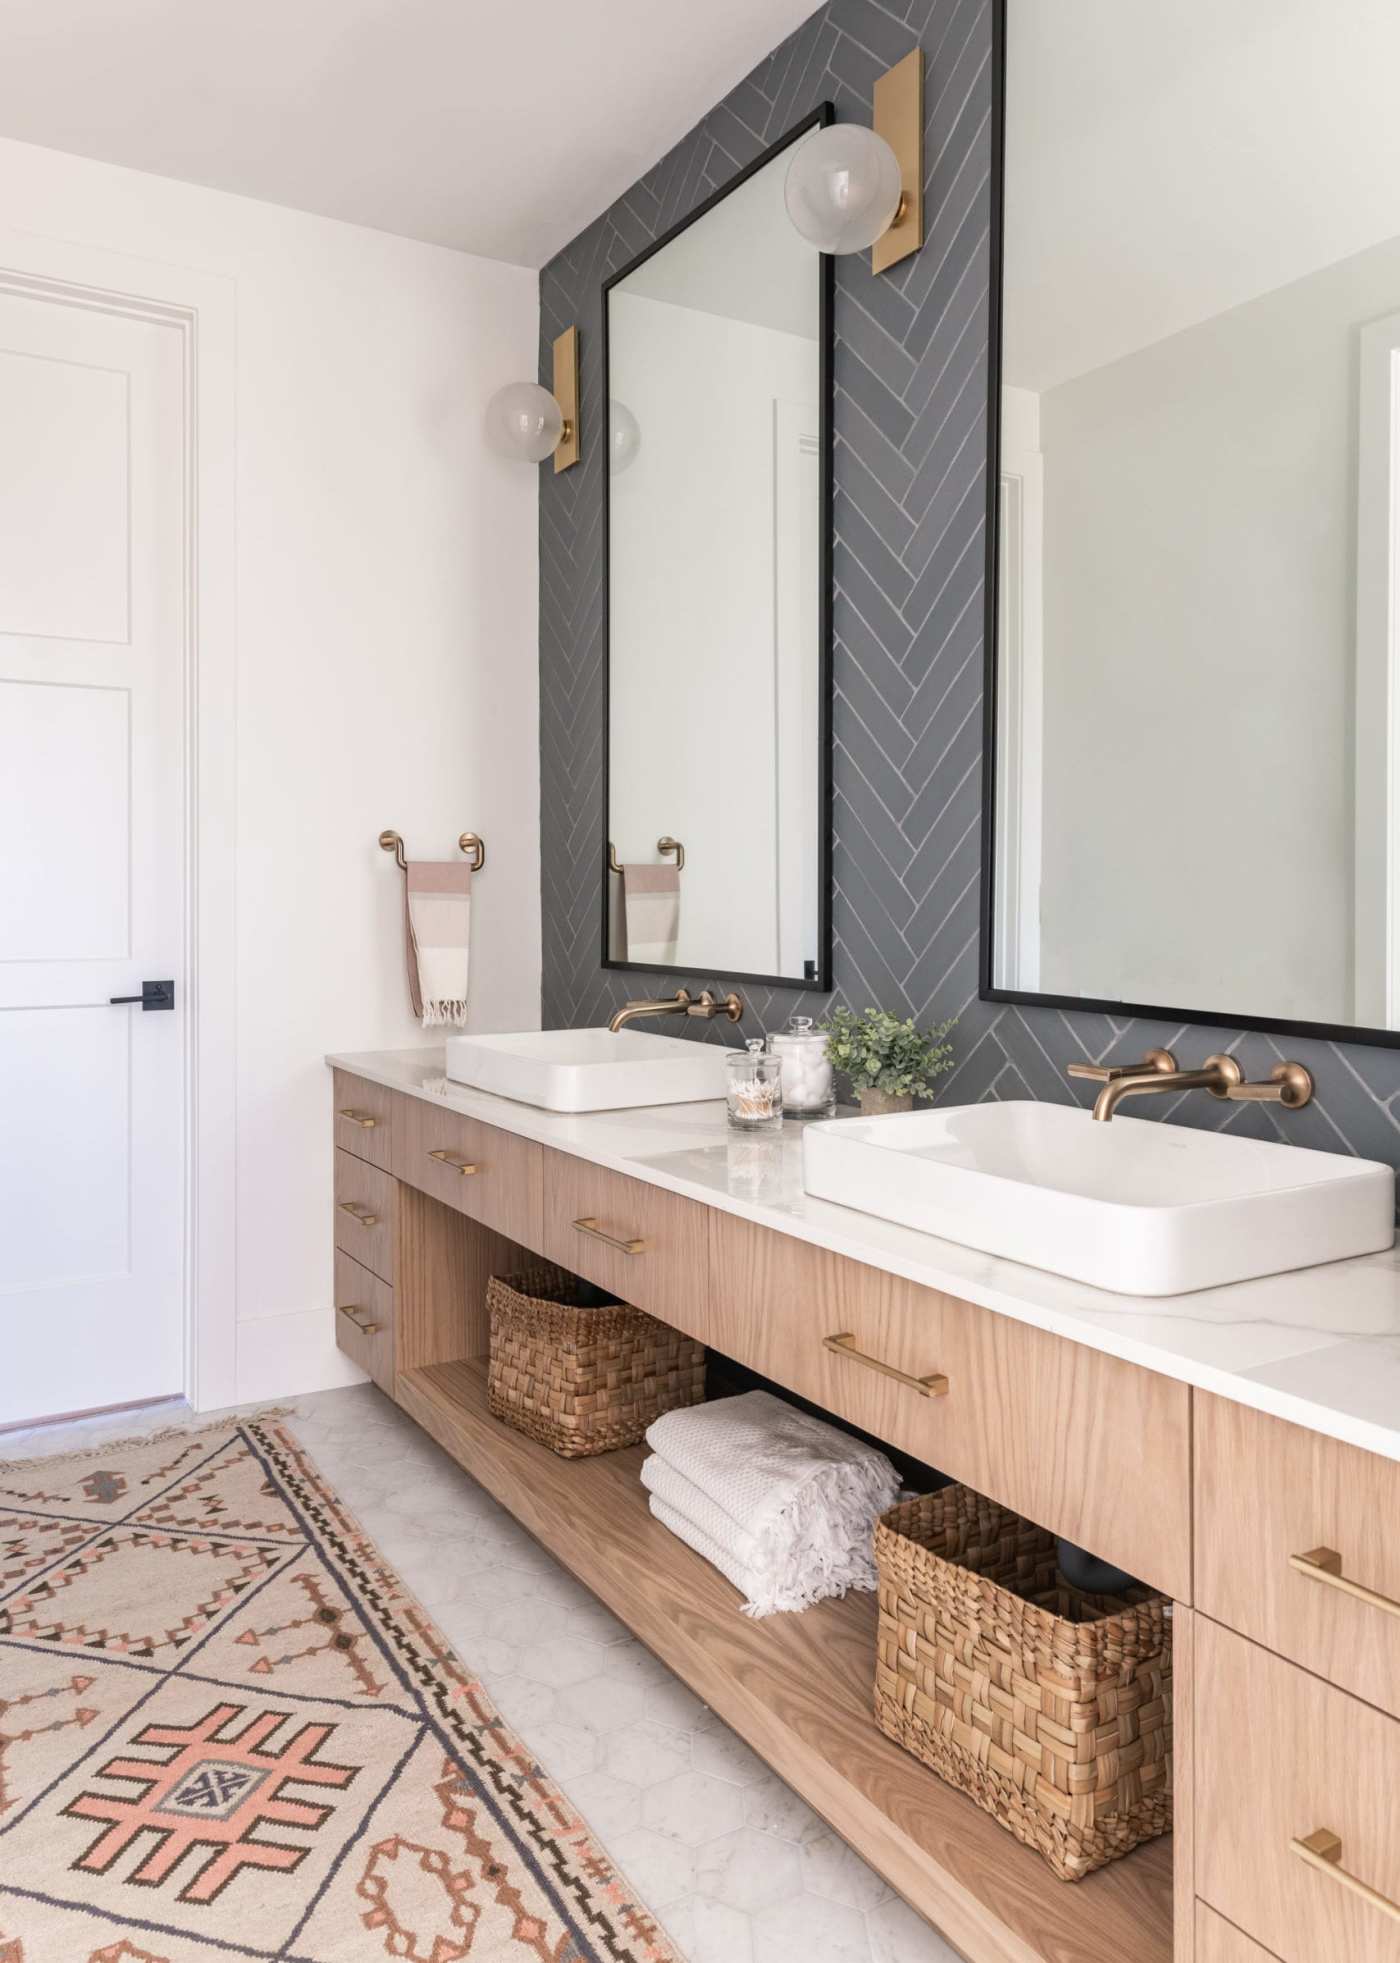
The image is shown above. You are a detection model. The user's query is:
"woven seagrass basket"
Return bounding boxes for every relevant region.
[487,1264,705,1458]
[874,1485,1172,1882]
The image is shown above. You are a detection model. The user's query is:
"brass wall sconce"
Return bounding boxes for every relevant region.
[607,835,685,874]
[484,326,580,472]
[784,49,923,273]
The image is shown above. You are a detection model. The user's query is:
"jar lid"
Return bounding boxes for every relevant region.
[771,1014,823,1049]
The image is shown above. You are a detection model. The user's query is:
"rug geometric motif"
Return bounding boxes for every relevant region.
[0,1418,681,1962]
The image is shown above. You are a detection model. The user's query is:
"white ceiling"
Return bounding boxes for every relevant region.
[1005,0,1400,392]
[0,0,824,269]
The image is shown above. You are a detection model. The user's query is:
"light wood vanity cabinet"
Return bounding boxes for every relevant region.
[393,1091,543,1248]
[1195,1905,1280,1962]
[1195,1618,1400,1960]
[332,1147,396,1285]
[328,1064,1400,1963]
[537,1148,711,1333]
[333,1247,394,1394]
[1196,1391,1400,1718]
[331,1067,395,1170]
[707,1211,1192,1600]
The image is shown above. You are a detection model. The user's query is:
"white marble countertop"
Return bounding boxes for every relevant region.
[329,1046,1400,1464]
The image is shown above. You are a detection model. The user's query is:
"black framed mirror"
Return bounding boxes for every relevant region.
[601,106,834,991]
[982,0,1400,1051]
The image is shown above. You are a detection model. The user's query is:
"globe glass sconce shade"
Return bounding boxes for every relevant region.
[485,382,563,462]
[783,122,904,255]
[610,400,641,475]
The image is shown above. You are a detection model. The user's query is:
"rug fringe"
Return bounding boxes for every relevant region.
[0,1403,296,1471]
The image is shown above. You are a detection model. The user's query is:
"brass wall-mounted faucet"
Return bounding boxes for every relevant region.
[608,987,744,1034]
[1067,1047,1314,1122]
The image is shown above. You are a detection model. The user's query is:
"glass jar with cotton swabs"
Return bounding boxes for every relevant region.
[725,1040,784,1132]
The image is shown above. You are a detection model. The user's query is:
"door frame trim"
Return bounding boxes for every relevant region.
[0,238,238,1413]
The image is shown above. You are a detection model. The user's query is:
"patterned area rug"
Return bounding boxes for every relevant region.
[0,1416,682,1962]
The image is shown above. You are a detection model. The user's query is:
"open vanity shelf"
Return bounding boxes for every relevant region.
[398,1353,1173,1963]
[332,1057,1250,1962]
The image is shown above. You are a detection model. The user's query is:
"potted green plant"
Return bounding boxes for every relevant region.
[820,1006,956,1115]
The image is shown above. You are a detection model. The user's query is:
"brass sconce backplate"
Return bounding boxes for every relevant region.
[872,49,924,274]
[553,325,579,472]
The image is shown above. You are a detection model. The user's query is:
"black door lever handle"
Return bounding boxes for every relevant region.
[109,979,175,1011]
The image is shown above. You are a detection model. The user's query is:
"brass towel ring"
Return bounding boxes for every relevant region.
[379,829,486,873]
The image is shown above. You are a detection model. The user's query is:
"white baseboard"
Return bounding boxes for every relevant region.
[232,1309,368,1407]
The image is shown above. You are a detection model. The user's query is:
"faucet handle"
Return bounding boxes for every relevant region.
[1067,1047,1178,1084]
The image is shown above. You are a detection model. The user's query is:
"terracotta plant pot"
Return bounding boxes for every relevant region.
[855,1087,914,1117]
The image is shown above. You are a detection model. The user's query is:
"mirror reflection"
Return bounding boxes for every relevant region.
[605,117,830,986]
[992,0,1400,1036]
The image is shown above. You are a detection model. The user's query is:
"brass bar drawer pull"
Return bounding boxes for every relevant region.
[428,1149,480,1175]
[337,1201,379,1227]
[1290,1829,1400,1924]
[823,1332,949,1398]
[338,1108,378,1129]
[573,1216,646,1255]
[337,1304,381,1335]
[1290,1545,1400,1620]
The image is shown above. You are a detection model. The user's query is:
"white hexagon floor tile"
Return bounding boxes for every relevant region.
[14,1382,966,1963]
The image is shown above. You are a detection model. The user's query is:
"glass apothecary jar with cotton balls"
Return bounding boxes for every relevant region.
[766,1015,836,1119]
[726,1040,784,1132]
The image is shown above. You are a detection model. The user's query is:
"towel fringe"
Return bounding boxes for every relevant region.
[420,1001,469,1027]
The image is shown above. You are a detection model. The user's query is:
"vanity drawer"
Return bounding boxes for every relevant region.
[1196,1393,1400,1717]
[706,1213,1192,1600]
[1196,1904,1281,1963]
[394,1097,542,1248]
[333,1148,396,1285]
[538,1150,710,1333]
[1196,1617,1400,1962]
[331,1069,395,1171]
[333,1248,394,1394]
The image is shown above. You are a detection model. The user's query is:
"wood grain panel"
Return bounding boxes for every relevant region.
[394,1182,538,1376]
[1195,1618,1400,1961]
[1196,1905,1280,1963]
[707,1213,1191,1599]
[331,1069,395,1171]
[397,1357,1173,1963]
[333,1248,393,1392]
[1175,1606,1196,1963]
[1196,1393,1400,1716]
[537,1149,711,1332]
[333,1148,395,1285]
[394,1095,542,1248]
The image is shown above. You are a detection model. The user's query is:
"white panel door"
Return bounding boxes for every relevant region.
[0,289,186,1425]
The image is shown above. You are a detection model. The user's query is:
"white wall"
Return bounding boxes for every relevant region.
[1034,230,1400,1025]
[0,137,541,1405]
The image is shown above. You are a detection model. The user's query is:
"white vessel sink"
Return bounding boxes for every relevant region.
[802,1101,1395,1295]
[444,1026,729,1113]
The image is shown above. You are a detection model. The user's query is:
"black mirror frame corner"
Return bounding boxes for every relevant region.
[976,0,1400,1053]
[598,102,837,995]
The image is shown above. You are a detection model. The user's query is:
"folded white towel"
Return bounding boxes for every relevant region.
[643,1390,899,1617]
[647,1494,766,1603]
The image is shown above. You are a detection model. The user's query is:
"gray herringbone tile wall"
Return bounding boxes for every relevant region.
[537,0,1400,1183]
